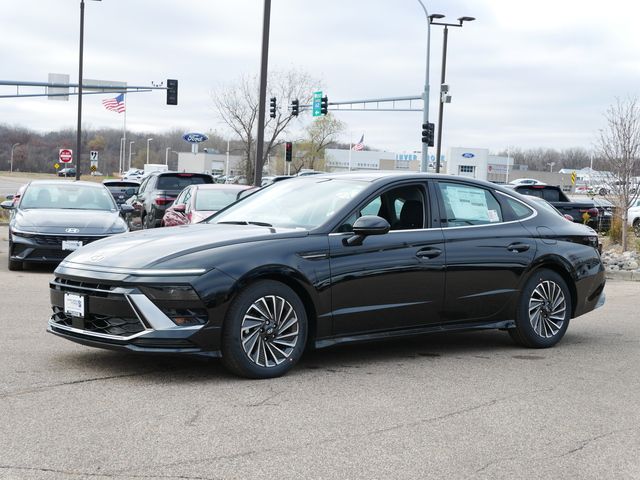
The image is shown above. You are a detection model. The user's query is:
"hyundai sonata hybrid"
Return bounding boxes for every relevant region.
[3,180,131,271]
[48,173,606,378]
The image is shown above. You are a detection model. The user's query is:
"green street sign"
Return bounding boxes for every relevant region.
[312,91,322,117]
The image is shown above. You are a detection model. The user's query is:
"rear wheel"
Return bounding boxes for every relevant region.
[142,211,154,229]
[633,219,640,237]
[222,280,307,379]
[509,269,570,348]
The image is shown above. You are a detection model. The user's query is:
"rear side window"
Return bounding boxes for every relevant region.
[503,196,534,220]
[157,174,211,190]
[516,186,561,202]
[438,182,503,227]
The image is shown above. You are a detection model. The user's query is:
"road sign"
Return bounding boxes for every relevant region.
[571,171,577,185]
[59,149,73,163]
[90,150,98,161]
[54,163,60,170]
[90,165,97,172]
[312,91,322,117]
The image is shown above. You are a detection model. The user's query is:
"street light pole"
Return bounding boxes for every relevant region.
[146,138,153,164]
[75,0,101,181]
[128,141,134,170]
[430,15,475,173]
[416,0,432,173]
[10,143,20,174]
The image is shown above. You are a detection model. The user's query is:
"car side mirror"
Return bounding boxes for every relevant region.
[1,200,15,210]
[5,194,14,201]
[172,204,186,213]
[344,215,390,246]
[120,204,134,215]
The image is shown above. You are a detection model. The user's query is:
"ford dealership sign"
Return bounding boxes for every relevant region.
[462,152,475,158]
[182,132,208,143]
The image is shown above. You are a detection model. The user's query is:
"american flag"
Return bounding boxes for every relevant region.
[352,134,364,151]
[102,93,126,113]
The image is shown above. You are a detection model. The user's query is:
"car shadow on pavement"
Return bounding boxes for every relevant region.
[51,329,545,383]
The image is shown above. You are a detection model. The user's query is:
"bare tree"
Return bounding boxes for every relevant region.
[213,69,319,184]
[597,97,640,250]
[288,114,345,173]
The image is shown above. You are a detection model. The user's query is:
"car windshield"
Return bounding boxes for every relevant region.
[195,189,241,211]
[20,184,116,211]
[209,178,367,229]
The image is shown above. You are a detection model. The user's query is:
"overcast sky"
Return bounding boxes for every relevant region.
[2,0,639,156]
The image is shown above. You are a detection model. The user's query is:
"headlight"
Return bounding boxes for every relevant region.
[139,286,208,326]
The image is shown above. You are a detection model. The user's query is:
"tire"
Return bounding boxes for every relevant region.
[509,269,571,348]
[222,280,308,379]
[634,220,640,238]
[598,188,607,196]
[142,211,154,229]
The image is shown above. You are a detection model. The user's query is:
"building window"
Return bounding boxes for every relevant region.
[459,165,474,173]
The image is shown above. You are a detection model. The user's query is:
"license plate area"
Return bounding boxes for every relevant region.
[64,293,86,318]
[62,240,83,251]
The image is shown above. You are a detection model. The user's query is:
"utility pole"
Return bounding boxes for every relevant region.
[253,0,271,187]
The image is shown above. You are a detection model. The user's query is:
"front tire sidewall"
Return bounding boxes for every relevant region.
[510,269,570,348]
[222,280,308,379]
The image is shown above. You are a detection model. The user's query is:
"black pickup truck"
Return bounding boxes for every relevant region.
[507,184,609,231]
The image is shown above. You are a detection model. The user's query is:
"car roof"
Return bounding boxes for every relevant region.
[27,180,105,188]
[191,184,250,191]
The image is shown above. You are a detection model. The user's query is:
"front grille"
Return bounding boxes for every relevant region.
[52,306,145,337]
[33,235,105,246]
[52,277,117,298]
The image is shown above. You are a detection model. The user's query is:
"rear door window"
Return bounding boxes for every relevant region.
[438,182,503,227]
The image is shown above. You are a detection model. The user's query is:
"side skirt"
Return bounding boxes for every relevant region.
[315,320,516,349]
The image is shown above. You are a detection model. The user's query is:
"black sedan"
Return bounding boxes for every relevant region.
[48,173,605,378]
[2,180,131,271]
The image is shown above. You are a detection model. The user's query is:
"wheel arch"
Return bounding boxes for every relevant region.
[524,257,577,318]
[228,267,319,349]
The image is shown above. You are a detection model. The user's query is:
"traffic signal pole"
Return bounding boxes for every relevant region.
[253,0,271,187]
[416,0,432,173]
[435,25,448,173]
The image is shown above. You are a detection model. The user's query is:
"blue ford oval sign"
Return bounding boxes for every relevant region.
[182,132,208,143]
[462,152,475,158]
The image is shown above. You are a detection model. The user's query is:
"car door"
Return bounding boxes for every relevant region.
[328,182,445,336]
[434,180,537,323]
[129,176,152,230]
[163,187,190,227]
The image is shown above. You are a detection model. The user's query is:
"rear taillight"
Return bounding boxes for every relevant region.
[579,208,599,217]
[155,195,175,206]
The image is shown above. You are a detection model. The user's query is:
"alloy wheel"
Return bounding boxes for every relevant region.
[240,295,299,368]
[528,280,567,338]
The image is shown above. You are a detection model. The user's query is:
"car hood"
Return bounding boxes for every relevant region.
[13,208,125,234]
[63,223,308,270]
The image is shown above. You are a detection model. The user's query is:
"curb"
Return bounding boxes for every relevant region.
[605,270,640,282]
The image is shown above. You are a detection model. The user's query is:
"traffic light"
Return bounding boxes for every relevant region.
[320,96,328,115]
[285,141,292,162]
[166,79,178,105]
[269,97,277,118]
[421,122,435,146]
[291,99,299,117]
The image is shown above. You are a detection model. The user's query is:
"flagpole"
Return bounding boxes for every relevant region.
[348,132,352,172]
[123,93,127,172]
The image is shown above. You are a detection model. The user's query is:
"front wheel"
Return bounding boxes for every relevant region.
[634,220,640,238]
[509,269,571,348]
[222,280,308,379]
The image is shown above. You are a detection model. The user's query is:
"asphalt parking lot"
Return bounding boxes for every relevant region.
[0,229,639,479]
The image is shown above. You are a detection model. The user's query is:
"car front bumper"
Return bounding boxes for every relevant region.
[10,232,107,264]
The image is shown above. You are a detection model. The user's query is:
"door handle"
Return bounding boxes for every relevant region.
[416,247,442,259]
[507,242,530,253]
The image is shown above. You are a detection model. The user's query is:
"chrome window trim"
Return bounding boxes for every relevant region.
[59,260,206,276]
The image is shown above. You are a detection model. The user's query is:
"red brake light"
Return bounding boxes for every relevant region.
[532,185,545,189]
[155,195,175,206]
[177,173,194,177]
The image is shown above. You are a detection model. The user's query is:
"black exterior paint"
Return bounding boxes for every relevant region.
[48,173,606,358]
